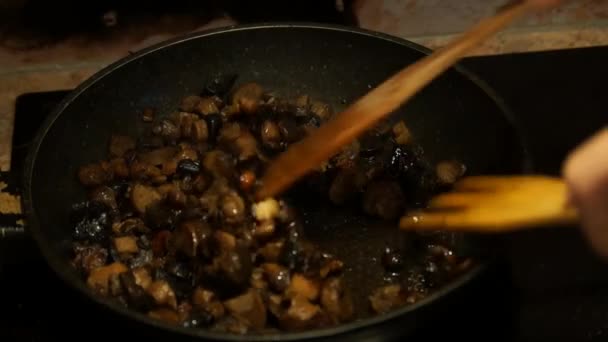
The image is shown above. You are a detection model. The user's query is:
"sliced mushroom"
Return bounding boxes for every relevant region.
[223,289,266,330]
[310,100,332,120]
[285,274,320,301]
[261,120,281,149]
[319,259,344,279]
[138,147,177,166]
[113,236,139,254]
[436,160,466,185]
[146,280,178,309]
[231,83,263,114]
[78,163,112,187]
[109,135,136,158]
[392,121,412,145]
[86,262,128,295]
[258,240,284,263]
[368,284,406,314]
[254,220,275,240]
[89,186,117,210]
[195,96,221,115]
[221,191,246,224]
[262,263,290,293]
[192,287,225,320]
[72,244,108,275]
[280,295,321,330]
[172,219,212,258]
[180,95,202,112]
[131,183,162,215]
[320,277,354,322]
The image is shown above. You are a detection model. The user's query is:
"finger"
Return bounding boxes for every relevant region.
[563,128,608,259]
[428,192,491,209]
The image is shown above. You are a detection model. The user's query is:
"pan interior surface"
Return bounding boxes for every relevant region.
[24,24,526,340]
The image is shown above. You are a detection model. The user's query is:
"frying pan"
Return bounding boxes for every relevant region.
[13,23,529,341]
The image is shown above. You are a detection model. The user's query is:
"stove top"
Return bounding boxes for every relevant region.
[1,45,608,341]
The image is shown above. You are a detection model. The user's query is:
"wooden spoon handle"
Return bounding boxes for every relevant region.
[256,1,535,200]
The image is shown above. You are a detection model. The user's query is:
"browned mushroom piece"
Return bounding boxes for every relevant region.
[257,240,284,263]
[192,287,225,320]
[142,107,155,122]
[196,96,221,115]
[166,188,187,208]
[233,130,258,161]
[392,121,412,145]
[72,244,108,274]
[319,259,344,279]
[89,186,117,210]
[147,280,178,309]
[436,160,467,185]
[214,230,237,251]
[172,219,212,258]
[109,158,129,179]
[320,277,354,322]
[109,135,136,158]
[132,267,152,289]
[362,181,405,220]
[294,94,311,108]
[129,160,163,181]
[279,295,322,330]
[231,83,263,114]
[191,119,209,142]
[224,289,266,330]
[192,174,209,193]
[310,100,332,121]
[153,119,180,141]
[138,147,177,166]
[205,241,252,293]
[261,120,281,149]
[151,230,171,257]
[203,150,235,179]
[86,262,128,295]
[368,284,407,314]
[262,263,290,293]
[250,267,267,291]
[78,163,112,187]
[254,220,275,240]
[119,271,154,310]
[131,183,162,215]
[179,95,202,113]
[286,274,320,301]
[220,191,246,224]
[113,235,139,254]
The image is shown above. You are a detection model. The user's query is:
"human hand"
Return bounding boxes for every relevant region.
[563,128,608,259]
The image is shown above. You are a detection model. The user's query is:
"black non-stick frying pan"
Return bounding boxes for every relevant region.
[16,23,529,341]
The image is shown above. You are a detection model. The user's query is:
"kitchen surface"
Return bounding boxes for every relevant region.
[2,1,608,341]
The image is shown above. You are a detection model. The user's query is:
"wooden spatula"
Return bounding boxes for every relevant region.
[256,1,545,200]
[399,175,579,232]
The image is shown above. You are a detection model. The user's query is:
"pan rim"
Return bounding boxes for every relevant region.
[21,22,530,341]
